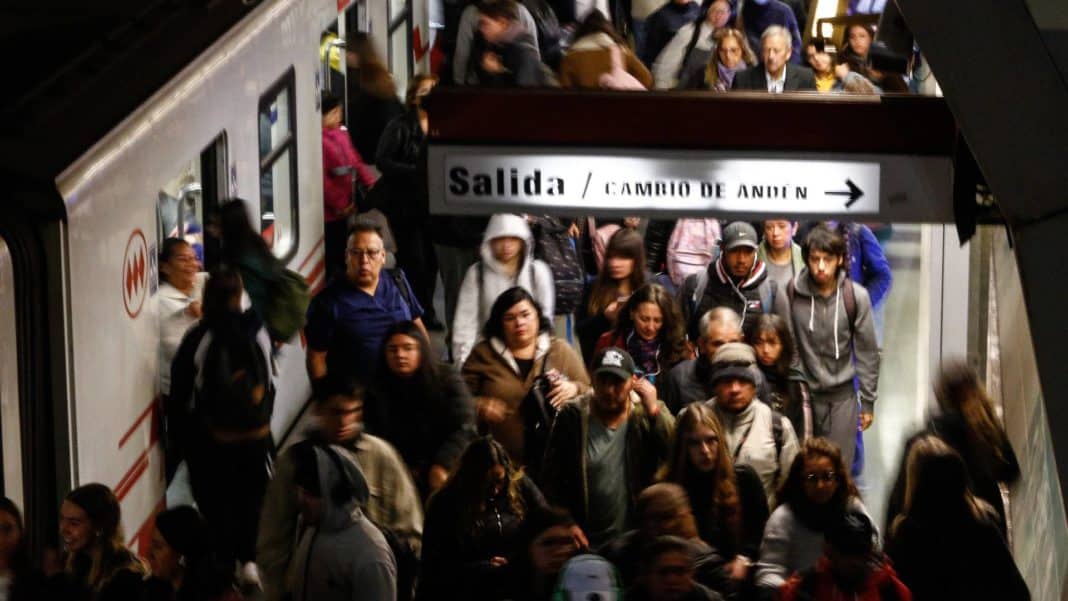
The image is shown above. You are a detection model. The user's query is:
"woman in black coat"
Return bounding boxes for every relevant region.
[886,435,1029,601]
[417,437,549,601]
[367,320,477,497]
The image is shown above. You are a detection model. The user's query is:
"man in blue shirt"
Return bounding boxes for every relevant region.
[305,222,428,385]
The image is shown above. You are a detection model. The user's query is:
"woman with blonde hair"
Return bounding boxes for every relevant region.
[703,28,758,91]
[886,359,1019,536]
[661,403,769,587]
[58,483,147,600]
[886,435,1029,600]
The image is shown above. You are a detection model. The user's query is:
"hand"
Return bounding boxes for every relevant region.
[547,378,579,409]
[568,222,581,238]
[632,377,658,415]
[623,216,641,229]
[489,556,509,568]
[835,62,851,80]
[604,301,622,322]
[859,412,874,431]
[570,525,590,550]
[478,397,511,425]
[428,464,449,491]
[185,300,203,319]
[481,52,503,74]
[340,202,357,217]
[726,556,751,581]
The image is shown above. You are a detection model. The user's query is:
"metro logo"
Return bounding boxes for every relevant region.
[122,229,149,318]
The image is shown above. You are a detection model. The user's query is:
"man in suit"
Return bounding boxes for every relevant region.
[732,25,816,92]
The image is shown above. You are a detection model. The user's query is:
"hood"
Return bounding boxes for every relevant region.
[311,445,370,533]
[714,254,768,290]
[792,267,849,360]
[480,213,536,275]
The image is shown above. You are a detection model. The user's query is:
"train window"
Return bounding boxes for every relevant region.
[258,68,299,261]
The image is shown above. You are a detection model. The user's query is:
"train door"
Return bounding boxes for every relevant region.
[0,237,24,511]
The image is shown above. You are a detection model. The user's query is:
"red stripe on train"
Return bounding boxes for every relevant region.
[114,450,151,501]
[118,398,159,449]
[297,237,325,273]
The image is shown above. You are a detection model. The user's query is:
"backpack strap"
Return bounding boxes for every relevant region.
[771,409,785,484]
[390,268,414,314]
[842,277,857,334]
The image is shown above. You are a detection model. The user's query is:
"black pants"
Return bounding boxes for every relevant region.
[325,217,350,282]
[189,433,272,566]
[391,216,439,323]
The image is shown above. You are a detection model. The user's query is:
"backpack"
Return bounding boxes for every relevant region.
[531,216,584,315]
[262,267,310,343]
[194,324,274,432]
[687,261,776,336]
[666,219,721,287]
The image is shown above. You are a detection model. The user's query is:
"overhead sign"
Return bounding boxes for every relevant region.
[429,146,955,221]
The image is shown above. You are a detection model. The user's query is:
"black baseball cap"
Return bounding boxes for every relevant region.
[592,347,636,381]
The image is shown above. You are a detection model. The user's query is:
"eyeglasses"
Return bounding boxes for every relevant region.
[346,248,383,261]
[804,471,838,484]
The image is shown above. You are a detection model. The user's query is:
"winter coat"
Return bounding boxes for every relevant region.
[418,475,548,601]
[885,411,1020,537]
[375,109,428,218]
[541,392,675,534]
[466,23,545,87]
[452,214,556,366]
[258,432,423,601]
[662,357,771,415]
[453,4,541,86]
[841,222,893,309]
[780,556,912,601]
[345,76,404,165]
[462,334,590,465]
[558,33,653,89]
[886,510,1029,601]
[652,20,717,90]
[366,362,478,474]
[288,446,397,601]
[322,126,375,223]
[708,398,799,502]
[679,256,791,341]
[755,496,876,592]
[789,268,879,413]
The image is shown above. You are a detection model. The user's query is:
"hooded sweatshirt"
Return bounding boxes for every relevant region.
[680,254,791,341]
[789,267,879,414]
[289,446,397,601]
[452,214,556,366]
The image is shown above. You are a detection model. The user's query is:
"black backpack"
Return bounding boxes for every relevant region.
[530,216,584,315]
[195,324,274,432]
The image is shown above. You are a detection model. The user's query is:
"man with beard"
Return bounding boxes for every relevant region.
[779,511,911,601]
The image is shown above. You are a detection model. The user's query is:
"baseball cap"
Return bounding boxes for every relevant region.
[592,347,636,381]
[721,222,759,251]
[555,554,623,601]
[709,342,757,385]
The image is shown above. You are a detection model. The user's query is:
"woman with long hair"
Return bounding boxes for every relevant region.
[216,199,280,334]
[886,359,1019,536]
[754,438,874,594]
[58,484,147,600]
[577,228,648,365]
[558,10,652,90]
[595,283,692,396]
[661,404,769,587]
[702,28,757,91]
[345,32,404,163]
[886,436,1029,600]
[748,313,811,439]
[417,437,549,601]
[652,0,733,89]
[462,287,589,473]
[368,320,477,496]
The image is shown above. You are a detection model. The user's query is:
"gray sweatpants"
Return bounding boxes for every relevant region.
[811,384,859,469]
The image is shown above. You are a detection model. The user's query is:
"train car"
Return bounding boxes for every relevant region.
[0,0,435,554]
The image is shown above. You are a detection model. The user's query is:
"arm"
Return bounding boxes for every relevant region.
[434,366,478,469]
[304,296,333,381]
[651,27,690,89]
[736,466,770,559]
[166,327,200,463]
[378,440,426,555]
[533,261,556,321]
[539,405,580,509]
[517,5,541,59]
[776,417,801,492]
[374,117,417,178]
[754,508,793,591]
[453,7,478,85]
[856,225,893,308]
[352,147,378,189]
[354,561,398,601]
[451,264,481,366]
[257,451,300,601]
[851,287,880,414]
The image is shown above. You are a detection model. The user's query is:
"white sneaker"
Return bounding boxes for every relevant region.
[240,561,263,592]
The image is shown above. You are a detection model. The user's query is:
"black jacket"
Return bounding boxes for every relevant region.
[731,63,816,91]
[678,258,789,341]
[375,109,429,217]
[346,75,404,164]
[687,464,769,561]
[418,475,548,601]
[467,27,545,87]
[366,362,478,474]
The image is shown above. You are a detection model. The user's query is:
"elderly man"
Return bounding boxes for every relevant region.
[732,25,816,92]
[542,347,676,548]
[705,343,799,501]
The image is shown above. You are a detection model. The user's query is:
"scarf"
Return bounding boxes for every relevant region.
[627,331,661,379]
[717,62,741,91]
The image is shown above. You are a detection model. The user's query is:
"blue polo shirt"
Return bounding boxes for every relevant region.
[305,270,423,382]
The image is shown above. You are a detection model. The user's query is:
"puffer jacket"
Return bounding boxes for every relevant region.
[452,214,556,366]
[288,446,397,601]
[789,268,879,413]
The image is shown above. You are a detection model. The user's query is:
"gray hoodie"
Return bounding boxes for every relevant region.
[789,268,879,413]
[289,446,397,601]
[452,214,555,365]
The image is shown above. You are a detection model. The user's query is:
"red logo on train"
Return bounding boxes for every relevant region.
[123,229,149,318]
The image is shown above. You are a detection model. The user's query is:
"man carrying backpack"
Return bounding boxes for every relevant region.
[787,225,879,470]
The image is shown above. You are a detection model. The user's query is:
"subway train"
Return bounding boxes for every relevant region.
[0,0,431,553]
